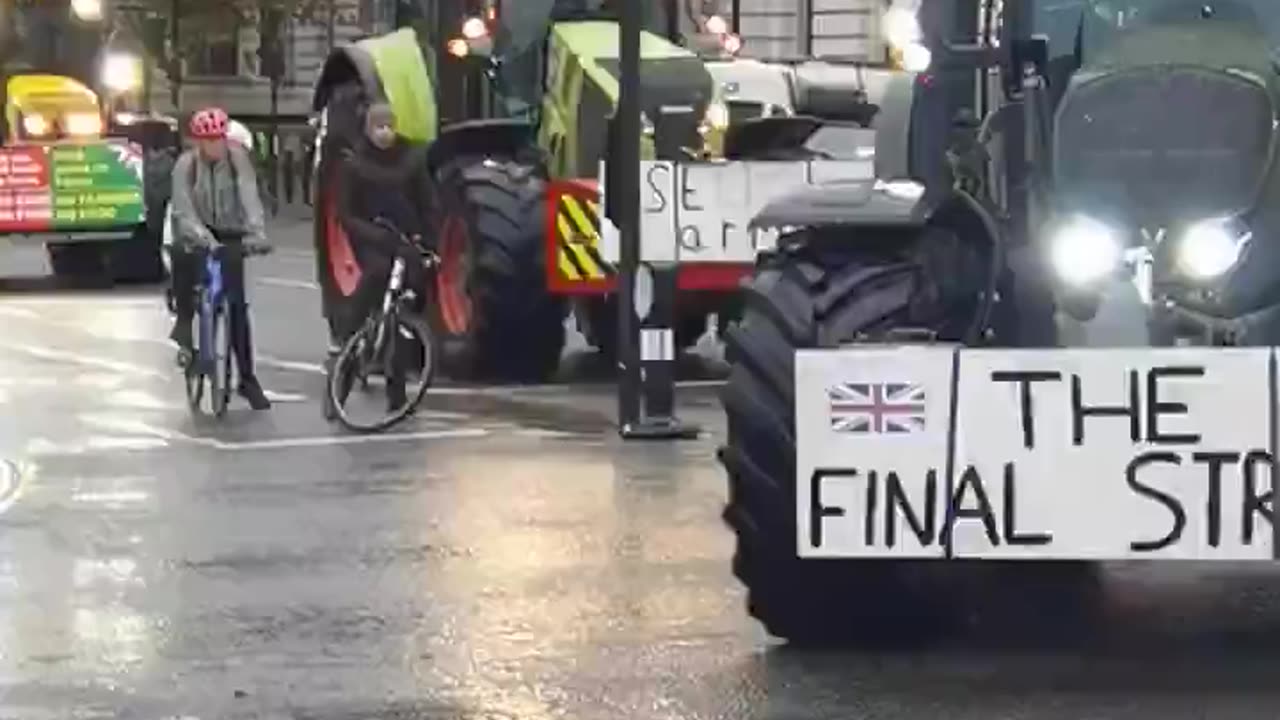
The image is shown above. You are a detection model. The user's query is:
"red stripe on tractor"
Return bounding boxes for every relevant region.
[325,181,361,296]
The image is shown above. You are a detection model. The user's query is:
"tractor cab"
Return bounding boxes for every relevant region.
[442,0,733,169]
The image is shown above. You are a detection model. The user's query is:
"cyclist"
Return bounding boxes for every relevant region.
[332,101,433,412]
[169,106,272,411]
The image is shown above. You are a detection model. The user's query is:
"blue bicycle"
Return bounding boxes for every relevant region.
[182,237,272,418]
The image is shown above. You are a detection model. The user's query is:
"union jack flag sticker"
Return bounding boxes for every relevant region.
[827,382,927,434]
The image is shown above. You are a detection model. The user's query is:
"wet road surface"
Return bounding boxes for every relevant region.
[3,220,1280,718]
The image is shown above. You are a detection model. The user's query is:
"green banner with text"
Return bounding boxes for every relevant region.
[0,140,145,232]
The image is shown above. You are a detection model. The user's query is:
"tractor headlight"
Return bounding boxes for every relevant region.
[700,101,730,133]
[883,6,922,48]
[64,112,103,137]
[884,6,931,72]
[22,114,50,137]
[71,0,103,21]
[1176,217,1252,280]
[1048,215,1124,286]
[102,52,142,93]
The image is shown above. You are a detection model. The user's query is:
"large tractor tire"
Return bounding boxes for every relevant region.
[431,156,566,383]
[718,225,1102,647]
[313,83,374,346]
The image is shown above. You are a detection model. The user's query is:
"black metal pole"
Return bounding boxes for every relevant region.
[615,0,642,433]
[615,15,699,441]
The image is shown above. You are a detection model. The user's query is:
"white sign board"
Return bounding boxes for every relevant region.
[796,347,1277,561]
[598,158,875,265]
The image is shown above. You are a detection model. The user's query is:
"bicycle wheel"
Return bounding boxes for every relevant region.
[211,302,233,417]
[184,354,205,412]
[328,310,436,433]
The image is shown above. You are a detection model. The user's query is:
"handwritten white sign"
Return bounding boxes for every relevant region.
[796,347,1277,561]
[598,158,874,265]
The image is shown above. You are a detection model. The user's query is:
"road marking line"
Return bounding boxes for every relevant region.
[211,427,489,450]
[0,460,21,516]
[0,306,40,318]
[0,343,167,379]
[258,277,319,290]
[127,421,488,451]
[264,390,309,403]
[258,356,325,374]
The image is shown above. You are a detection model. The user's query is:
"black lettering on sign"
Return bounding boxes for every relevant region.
[808,468,856,549]
[679,165,703,212]
[1146,366,1205,445]
[990,370,1062,450]
[643,164,669,213]
[1126,451,1186,552]
[883,469,938,548]
[1071,370,1140,445]
[1242,450,1275,545]
[941,466,1000,548]
[863,468,877,547]
[678,225,704,252]
[1002,462,1052,545]
[720,220,737,251]
[1192,451,1239,548]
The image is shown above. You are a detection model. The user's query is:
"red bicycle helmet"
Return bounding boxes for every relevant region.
[189,107,230,139]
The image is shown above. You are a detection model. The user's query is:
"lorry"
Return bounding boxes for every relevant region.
[0,0,173,285]
[714,0,1280,645]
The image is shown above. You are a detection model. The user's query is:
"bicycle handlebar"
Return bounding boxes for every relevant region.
[199,241,274,259]
[373,217,432,256]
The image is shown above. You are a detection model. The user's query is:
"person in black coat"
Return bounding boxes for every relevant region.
[333,102,434,411]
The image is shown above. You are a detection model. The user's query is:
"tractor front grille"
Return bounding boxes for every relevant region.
[1054,67,1274,225]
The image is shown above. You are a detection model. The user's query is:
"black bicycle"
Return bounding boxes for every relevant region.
[183,237,273,418]
[324,220,438,432]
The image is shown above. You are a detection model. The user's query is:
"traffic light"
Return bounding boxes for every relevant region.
[258,5,285,80]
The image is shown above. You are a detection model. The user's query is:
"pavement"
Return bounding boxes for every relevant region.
[2,213,1280,718]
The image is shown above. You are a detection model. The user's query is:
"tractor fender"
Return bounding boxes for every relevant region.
[311,44,383,113]
[311,28,436,143]
[748,179,936,232]
[425,119,540,176]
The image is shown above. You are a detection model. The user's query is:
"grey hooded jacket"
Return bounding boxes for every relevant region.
[169,144,267,250]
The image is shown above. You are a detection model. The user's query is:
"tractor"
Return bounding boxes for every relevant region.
[0,0,177,284]
[718,0,1280,645]
[310,0,742,382]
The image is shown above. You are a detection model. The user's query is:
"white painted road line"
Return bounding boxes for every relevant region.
[214,428,489,450]
[258,277,320,290]
[258,356,326,374]
[125,421,489,451]
[0,343,168,380]
[0,306,41,319]
[0,460,21,515]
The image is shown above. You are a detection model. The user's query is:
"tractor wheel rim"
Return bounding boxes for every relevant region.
[437,215,472,335]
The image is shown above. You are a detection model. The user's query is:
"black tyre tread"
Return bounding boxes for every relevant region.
[719,235,1102,647]
[436,158,565,383]
[718,235,977,647]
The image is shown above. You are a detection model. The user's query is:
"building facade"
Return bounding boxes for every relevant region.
[145,0,394,119]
